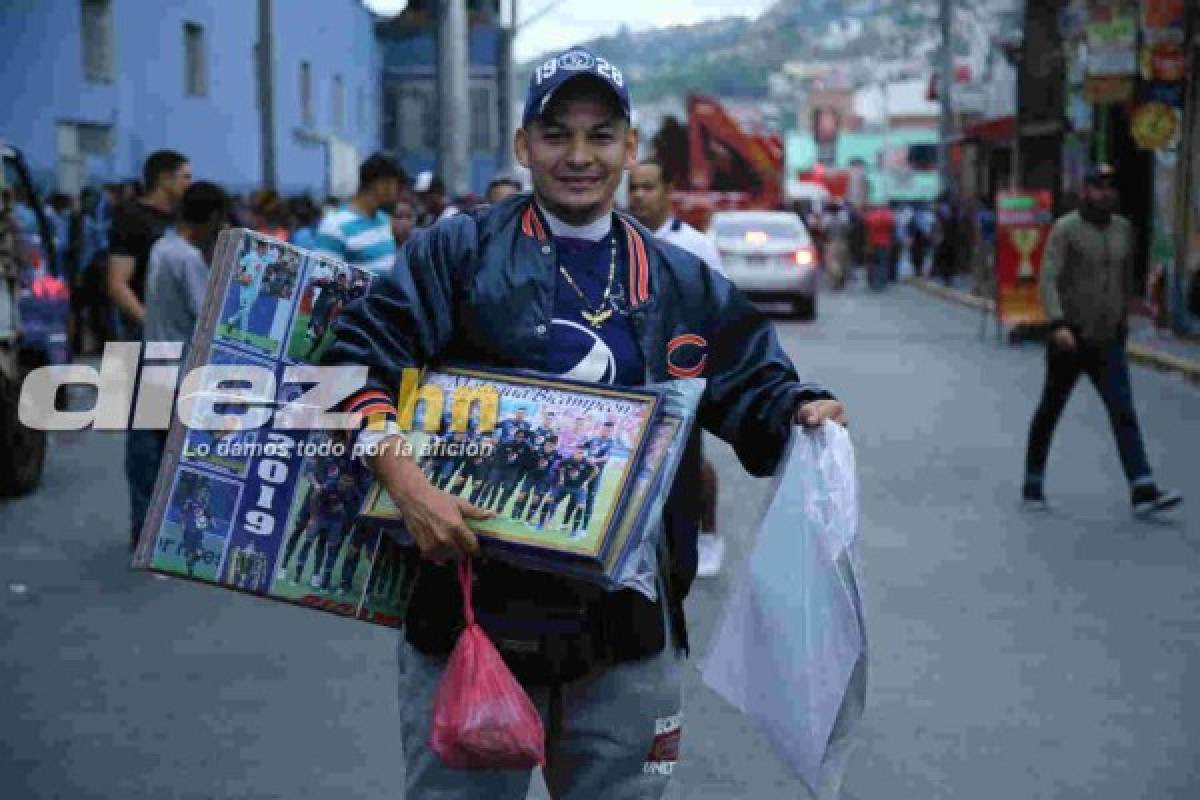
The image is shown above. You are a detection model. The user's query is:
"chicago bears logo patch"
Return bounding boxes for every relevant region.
[666,334,708,379]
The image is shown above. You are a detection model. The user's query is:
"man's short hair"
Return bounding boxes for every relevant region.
[635,158,669,185]
[487,176,522,194]
[359,154,409,193]
[143,150,188,191]
[180,181,229,225]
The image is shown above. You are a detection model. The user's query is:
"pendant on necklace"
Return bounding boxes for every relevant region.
[581,308,613,328]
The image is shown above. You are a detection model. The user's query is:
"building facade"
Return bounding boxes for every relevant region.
[377,0,512,196]
[0,0,380,197]
[1017,0,1198,334]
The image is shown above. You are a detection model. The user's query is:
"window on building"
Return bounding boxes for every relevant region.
[81,0,113,83]
[77,123,114,155]
[469,83,495,153]
[300,62,313,127]
[332,75,345,133]
[393,82,437,152]
[184,23,207,97]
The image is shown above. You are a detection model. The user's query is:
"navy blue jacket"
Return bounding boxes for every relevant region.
[326,194,831,474]
[323,195,833,655]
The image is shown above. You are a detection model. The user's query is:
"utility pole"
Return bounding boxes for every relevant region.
[438,0,470,195]
[497,0,517,173]
[938,0,954,196]
[256,0,277,190]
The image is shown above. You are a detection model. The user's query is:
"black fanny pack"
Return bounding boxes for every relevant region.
[404,560,667,686]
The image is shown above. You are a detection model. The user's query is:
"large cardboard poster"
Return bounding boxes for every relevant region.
[132,229,685,628]
[995,190,1054,325]
[133,229,412,628]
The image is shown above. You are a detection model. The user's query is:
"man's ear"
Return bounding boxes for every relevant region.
[515,127,531,169]
[623,126,639,171]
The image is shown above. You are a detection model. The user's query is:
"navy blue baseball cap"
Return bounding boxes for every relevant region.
[522,47,631,127]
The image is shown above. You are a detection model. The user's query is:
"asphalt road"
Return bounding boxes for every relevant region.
[2,281,1197,799]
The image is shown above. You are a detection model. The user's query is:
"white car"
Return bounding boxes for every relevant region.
[710,211,820,320]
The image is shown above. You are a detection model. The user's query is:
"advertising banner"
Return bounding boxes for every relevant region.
[995,190,1055,325]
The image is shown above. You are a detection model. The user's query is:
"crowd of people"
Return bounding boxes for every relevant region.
[797,190,991,293]
[62,146,524,554]
[31,153,526,357]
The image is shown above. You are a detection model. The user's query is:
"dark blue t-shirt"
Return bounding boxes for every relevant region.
[543,233,645,387]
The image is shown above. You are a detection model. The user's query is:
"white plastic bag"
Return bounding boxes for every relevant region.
[701,420,867,799]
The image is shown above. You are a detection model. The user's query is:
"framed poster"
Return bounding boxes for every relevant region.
[360,366,664,578]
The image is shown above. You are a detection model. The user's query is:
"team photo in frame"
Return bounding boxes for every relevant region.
[360,367,663,568]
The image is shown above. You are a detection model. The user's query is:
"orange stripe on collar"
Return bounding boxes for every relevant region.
[620,219,650,306]
[521,205,548,241]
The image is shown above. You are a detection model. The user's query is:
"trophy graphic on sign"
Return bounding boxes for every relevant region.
[1011,226,1041,282]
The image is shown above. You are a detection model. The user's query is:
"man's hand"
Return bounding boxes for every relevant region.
[369,436,494,563]
[397,484,493,563]
[795,399,848,428]
[1051,327,1077,352]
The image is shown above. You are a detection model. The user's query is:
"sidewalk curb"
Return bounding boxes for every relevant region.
[907,277,1200,383]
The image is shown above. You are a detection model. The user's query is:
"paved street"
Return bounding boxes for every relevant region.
[2,282,1197,799]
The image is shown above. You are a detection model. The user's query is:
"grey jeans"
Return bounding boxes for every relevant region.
[396,634,685,799]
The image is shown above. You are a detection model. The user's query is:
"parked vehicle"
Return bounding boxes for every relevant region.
[710,210,820,320]
[0,140,68,496]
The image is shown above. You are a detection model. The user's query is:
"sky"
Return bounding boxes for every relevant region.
[362,0,777,62]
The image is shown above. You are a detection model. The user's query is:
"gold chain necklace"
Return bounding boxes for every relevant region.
[558,236,617,329]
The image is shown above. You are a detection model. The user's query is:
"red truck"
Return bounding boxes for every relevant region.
[649,94,784,232]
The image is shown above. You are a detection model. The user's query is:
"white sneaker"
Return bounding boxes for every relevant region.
[696,532,725,578]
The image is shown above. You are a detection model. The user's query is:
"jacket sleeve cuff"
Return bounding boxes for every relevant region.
[793,383,836,409]
[344,388,399,426]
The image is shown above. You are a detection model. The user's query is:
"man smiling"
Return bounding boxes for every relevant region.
[324,46,845,798]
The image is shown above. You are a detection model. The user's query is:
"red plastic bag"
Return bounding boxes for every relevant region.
[430,559,546,770]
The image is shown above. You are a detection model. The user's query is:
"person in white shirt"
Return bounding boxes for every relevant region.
[628,160,724,274]
[627,158,726,578]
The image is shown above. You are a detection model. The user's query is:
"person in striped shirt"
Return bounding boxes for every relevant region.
[313,154,408,275]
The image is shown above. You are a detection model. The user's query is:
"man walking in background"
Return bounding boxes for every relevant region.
[107,150,191,339]
[1021,165,1181,518]
[628,157,727,576]
[314,154,407,276]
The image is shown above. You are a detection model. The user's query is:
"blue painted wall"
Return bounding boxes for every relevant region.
[0,0,380,196]
[272,0,382,196]
[377,22,503,194]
